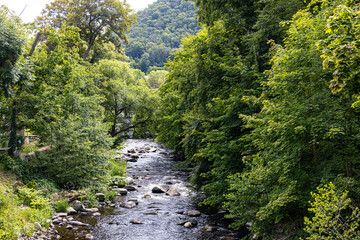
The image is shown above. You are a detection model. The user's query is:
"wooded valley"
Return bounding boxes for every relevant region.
[1,0,360,239]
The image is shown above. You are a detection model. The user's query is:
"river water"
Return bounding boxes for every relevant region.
[55,139,240,240]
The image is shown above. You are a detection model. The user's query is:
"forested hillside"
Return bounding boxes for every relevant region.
[125,0,200,73]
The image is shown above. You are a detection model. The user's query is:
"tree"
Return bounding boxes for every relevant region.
[20,25,114,188]
[36,0,136,60]
[0,6,32,156]
[94,59,158,139]
[303,182,360,240]
[146,70,168,89]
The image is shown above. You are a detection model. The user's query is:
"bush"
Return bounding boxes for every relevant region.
[0,187,53,240]
[106,190,118,202]
[55,198,69,213]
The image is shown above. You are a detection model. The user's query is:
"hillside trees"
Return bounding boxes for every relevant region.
[126,0,200,73]
[36,0,136,60]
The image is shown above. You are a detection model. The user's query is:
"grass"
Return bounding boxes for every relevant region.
[0,164,53,240]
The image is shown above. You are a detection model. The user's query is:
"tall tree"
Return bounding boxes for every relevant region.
[36,0,136,60]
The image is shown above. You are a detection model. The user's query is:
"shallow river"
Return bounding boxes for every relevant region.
[55,139,240,240]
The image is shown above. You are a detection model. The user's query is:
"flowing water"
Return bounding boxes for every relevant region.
[55,139,241,240]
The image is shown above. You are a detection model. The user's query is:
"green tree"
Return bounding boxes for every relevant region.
[0,7,32,156]
[37,0,136,60]
[146,70,168,89]
[95,59,158,139]
[303,182,360,240]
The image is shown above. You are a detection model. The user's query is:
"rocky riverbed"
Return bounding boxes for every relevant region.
[37,139,242,240]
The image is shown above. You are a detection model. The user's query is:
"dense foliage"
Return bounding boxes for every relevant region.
[125,0,200,73]
[156,0,360,238]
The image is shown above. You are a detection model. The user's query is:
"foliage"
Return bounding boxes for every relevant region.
[0,185,53,240]
[36,0,136,60]
[303,182,360,240]
[146,70,168,89]
[0,6,26,98]
[55,198,69,213]
[126,0,200,73]
[95,59,158,139]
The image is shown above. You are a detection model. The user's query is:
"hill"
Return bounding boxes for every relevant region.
[125,0,200,73]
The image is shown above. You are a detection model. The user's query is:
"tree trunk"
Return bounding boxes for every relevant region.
[8,101,17,157]
[29,32,42,57]
[83,37,96,61]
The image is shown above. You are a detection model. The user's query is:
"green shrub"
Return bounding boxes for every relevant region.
[55,198,69,213]
[109,159,126,176]
[0,187,53,240]
[17,187,52,210]
[106,191,118,202]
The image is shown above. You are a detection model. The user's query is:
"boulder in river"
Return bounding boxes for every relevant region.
[130,220,143,224]
[203,225,216,232]
[68,221,89,227]
[166,189,180,196]
[95,193,106,202]
[125,185,137,191]
[85,234,94,240]
[152,186,166,193]
[72,200,85,211]
[187,210,201,217]
[112,188,128,195]
[66,207,77,215]
[121,201,137,209]
[184,222,193,228]
[128,148,136,153]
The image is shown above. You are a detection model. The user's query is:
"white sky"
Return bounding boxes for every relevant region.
[0,0,157,23]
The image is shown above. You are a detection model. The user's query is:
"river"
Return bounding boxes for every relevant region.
[54,139,241,240]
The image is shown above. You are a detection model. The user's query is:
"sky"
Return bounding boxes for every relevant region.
[0,0,157,23]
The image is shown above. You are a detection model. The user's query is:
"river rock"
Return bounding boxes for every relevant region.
[126,177,135,184]
[184,222,193,228]
[125,185,137,191]
[117,188,128,195]
[66,207,77,215]
[34,222,42,230]
[93,212,101,217]
[54,212,68,218]
[128,198,139,205]
[85,234,94,240]
[191,219,198,226]
[148,148,157,152]
[128,158,138,162]
[66,224,73,229]
[130,154,139,158]
[130,220,143,224]
[187,210,201,217]
[203,225,216,232]
[72,200,85,211]
[152,186,166,193]
[52,219,61,224]
[121,201,137,209]
[95,193,106,202]
[68,221,89,227]
[166,189,180,196]
[128,148,136,153]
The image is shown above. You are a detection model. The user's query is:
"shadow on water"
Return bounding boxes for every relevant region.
[55,139,244,240]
